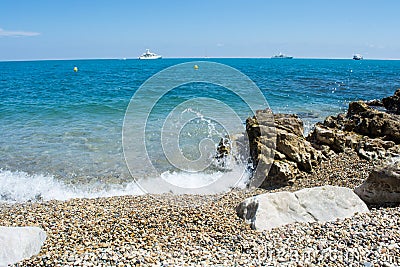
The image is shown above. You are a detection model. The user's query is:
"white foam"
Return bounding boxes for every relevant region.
[0,165,251,203]
[160,164,250,190]
[160,170,222,189]
[0,170,144,203]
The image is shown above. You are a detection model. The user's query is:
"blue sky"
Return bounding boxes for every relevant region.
[1,0,399,60]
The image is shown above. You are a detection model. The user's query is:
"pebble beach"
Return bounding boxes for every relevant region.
[1,151,399,267]
[2,2,400,266]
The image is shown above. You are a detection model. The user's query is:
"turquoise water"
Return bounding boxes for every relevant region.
[1,58,399,201]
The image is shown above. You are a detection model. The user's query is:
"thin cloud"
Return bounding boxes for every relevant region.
[0,27,40,37]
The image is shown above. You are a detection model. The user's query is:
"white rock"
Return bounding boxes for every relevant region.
[0,226,46,266]
[236,186,369,231]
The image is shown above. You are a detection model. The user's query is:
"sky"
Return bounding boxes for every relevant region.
[0,0,400,60]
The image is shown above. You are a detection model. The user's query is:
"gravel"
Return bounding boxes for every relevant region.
[0,151,399,266]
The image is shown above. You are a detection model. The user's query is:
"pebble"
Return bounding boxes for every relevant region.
[0,151,399,266]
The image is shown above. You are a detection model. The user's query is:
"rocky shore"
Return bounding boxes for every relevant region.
[244,89,400,199]
[1,90,400,266]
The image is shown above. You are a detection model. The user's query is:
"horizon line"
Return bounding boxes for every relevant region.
[1,56,400,63]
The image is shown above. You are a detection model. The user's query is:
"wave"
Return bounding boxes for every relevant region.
[0,170,144,203]
[0,166,250,203]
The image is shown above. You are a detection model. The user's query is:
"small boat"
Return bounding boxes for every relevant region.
[353,54,363,60]
[138,49,162,60]
[271,52,293,59]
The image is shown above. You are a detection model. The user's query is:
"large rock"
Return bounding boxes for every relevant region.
[0,226,46,266]
[236,186,369,231]
[382,88,400,114]
[354,158,400,204]
[246,111,323,188]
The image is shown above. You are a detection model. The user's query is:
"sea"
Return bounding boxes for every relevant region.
[1,58,399,202]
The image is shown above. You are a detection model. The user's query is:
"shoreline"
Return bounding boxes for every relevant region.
[1,151,399,266]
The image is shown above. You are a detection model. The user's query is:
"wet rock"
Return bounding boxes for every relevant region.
[355,158,400,204]
[216,137,231,159]
[246,109,276,187]
[366,99,384,107]
[0,226,46,266]
[236,186,369,231]
[382,88,400,114]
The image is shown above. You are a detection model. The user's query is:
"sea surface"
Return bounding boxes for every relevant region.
[1,58,399,202]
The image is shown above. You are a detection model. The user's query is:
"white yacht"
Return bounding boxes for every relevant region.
[353,54,363,60]
[271,52,293,59]
[138,49,162,60]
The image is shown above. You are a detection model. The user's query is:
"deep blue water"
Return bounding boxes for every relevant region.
[0,58,399,201]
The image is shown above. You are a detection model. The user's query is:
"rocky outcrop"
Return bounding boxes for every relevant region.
[354,158,400,204]
[307,94,400,161]
[217,90,400,190]
[0,226,46,266]
[382,88,400,114]
[246,111,323,188]
[236,185,369,231]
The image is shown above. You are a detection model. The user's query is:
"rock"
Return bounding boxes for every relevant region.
[347,101,370,117]
[246,111,323,188]
[218,90,400,190]
[354,113,400,143]
[344,101,400,143]
[354,158,400,204]
[245,109,276,188]
[216,137,231,159]
[261,160,300,188]
[276,129,313,172]
[366,99,384,107]
[382,88,400,114]
[0,226,46,266]
[274,113,304,137]
[307,124,348,153]
[236,186,369,231]
[307,90,400,163]
[355,137,400,161]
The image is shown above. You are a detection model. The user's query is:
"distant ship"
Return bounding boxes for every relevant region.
[271,52,293,59]
[353,54,363,60]
[138,49,162,60]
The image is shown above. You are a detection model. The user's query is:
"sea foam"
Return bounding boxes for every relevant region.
[0,170,144,203]
[0,167,250,203]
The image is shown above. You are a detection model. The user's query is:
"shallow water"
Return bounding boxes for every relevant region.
[1,58,399,201]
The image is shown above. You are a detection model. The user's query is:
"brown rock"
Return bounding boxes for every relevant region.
[308,91,400,162]
[382,88,400,114]
[274,113,304,137]
[354,158,400,204]
[261,160,300,188]
[247,111,323,188]
[347,101,370,116]
[366,99,384,107]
